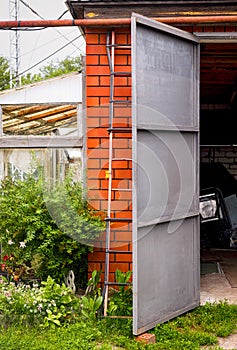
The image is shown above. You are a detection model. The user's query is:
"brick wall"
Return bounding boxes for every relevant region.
[201,146,237,180]
[85,27,132,282]
[85,23,237,282]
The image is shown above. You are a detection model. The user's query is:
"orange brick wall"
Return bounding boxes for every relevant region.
[85,23,237,282]
[85,27,132,282]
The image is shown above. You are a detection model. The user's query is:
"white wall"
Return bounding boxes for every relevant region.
[0,73,82,104]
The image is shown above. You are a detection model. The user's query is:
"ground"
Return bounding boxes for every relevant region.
[200,264,237,349]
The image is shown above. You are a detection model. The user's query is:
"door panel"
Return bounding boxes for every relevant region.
[132,13,200,335]
[137,130,198,226]
[135,23,198,128]
[137,218,199,330]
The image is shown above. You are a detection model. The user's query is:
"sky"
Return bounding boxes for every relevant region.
[0,0,85,77]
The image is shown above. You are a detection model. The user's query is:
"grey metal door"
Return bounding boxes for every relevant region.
[132,13,200,335]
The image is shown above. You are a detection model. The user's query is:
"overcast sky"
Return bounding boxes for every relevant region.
[0,0,85,76]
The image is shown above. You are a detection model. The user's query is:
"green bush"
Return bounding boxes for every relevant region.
[0,173,105,284]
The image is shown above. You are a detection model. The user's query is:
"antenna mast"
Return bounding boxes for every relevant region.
[9,0,20,88]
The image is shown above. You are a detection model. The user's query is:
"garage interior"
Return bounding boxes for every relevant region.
[199,38,237,289]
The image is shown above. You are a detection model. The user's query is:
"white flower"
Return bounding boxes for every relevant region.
[19,241,26,248]
[8,239,14,245]
[37,303,43,311]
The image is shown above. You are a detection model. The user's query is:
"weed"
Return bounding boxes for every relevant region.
[107,269,133,316]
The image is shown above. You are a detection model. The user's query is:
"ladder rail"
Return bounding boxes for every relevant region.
[103,30,116,317]
[103,30,132,317]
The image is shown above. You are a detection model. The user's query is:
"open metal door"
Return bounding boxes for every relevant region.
[132,13,200,335]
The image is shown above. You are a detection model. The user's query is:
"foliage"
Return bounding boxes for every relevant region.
[0,322,108,350]
[81,269,132,319]
[21,56,82,85]
[81,270,103,320]
[107,269,133,316]
[39,56,82,79]
[0,302,237,349]
[86,270,104,319]
[0,172,105,283]
[0,55,82,90]
[152,301,237,350]
[0,276,81,328]
[0,56,10,90]
[20,72,43,86]
[0,273,103,328]
[81,295,103,321]
[85,269,102,296]
[190,300,237,337]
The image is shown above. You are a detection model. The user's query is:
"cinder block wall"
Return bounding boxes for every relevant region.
[200,146,237,180]
[85,27,132,282]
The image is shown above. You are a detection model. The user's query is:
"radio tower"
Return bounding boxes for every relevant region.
[9,0,20,88]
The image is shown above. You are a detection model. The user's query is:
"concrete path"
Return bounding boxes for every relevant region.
[200,273,237,349]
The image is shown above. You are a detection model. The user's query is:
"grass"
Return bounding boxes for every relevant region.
[0,301,237,350]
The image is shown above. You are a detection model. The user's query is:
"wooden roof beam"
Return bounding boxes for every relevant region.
[0,135,82,149]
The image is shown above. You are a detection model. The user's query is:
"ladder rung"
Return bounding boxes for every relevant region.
[112,188,132,192]
[111,71,131,77]
[108,127,132,133]
[106,44,131,49]
[112,157,132,161]
[107,250,132,254]
[104,282,132,286]
[105,218,132,222]
[110,100,132,104]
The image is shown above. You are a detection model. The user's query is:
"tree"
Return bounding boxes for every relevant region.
[0,56,10,90]
[20,72,43,86]
[39,56,82,79]
[0,55,82,90]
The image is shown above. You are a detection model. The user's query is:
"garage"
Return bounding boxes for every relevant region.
[198,35,237,308]
[66,2,237,334]
[200,38,237,250]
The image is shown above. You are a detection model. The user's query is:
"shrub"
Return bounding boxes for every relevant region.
[0,276,81,327]
[0,172,105,284]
